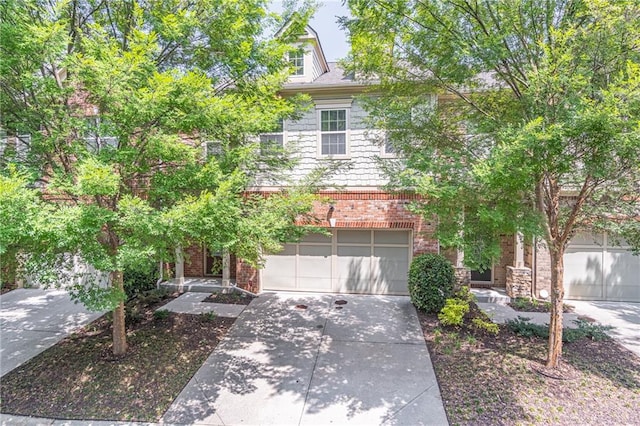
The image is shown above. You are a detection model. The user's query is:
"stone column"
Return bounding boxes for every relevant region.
[222,249,230,287]
[506,266,532,298]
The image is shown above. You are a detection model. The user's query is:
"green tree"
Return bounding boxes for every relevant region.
[345,0,640,368]
[0,0,317,355]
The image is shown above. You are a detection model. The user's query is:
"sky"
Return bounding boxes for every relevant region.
[271,1,351,62]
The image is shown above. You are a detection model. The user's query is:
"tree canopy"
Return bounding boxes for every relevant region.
[0,0,319,355]
[345,0,640,367]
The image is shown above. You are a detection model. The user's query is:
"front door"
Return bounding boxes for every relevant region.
[204,249,236,278]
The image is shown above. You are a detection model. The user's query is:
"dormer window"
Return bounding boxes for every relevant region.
[288,48,305,76]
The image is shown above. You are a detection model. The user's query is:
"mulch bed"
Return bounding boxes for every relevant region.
[0,296,235,422]
[419,304,640,425]
[202,291,254,305]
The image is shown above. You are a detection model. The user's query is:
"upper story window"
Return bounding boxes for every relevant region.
[84,116,117,153]
[259,119,284,151]
[320,109,347,156]
[288,48,305,76]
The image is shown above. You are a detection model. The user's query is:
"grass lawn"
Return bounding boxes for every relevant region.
[0,293,235,422]
[419,304,640,425]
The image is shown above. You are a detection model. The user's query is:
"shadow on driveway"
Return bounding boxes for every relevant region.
[162,293,448,426]
[0,288,103,377]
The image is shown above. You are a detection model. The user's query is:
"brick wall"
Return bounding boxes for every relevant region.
[184,245,204,277]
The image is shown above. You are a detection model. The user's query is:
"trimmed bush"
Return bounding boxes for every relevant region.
[123,261,159,300]
[438,298,470,326]
[408,253,455,313]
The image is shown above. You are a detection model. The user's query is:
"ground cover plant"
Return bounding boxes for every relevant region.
[509,297,574,314]
[0,292,234,422]
[418,303,640,425]
[202,290,255,305]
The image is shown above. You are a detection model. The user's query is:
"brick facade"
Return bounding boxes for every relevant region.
[494,235,515,287]
[533,240,552,298]
[184,245,204,277]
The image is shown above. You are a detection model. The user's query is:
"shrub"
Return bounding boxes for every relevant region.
[438,298,470,326]
[153,309,170,320]
[506,317,613,342]
[408,253,455,313]
[200,311,217,322]
[123,261,159,300]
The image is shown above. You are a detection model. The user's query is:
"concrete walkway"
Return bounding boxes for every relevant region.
[476,303,583,328]
[162,292,448,426]
[0,288,104,377]
[474,291,640,358]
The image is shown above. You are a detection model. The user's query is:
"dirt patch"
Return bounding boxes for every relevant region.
[418,306,640,425]
[202,291,254,305]
[0,297,234,422]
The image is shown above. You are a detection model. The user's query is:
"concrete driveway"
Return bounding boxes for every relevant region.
[0,288,103,377]
[162,293,448,426]
[567,299,640,357]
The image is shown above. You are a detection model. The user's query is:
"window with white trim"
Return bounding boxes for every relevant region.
[84,116,117,153]
[259,119,284,153]
[288,48,304,76]
[383,135,396,155]
[320,109,347,156]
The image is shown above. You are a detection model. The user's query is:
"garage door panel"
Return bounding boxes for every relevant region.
[373,247,409,279]
[373,247,409,294]
[604,250,640,301]
[337,246,371,290]
[337,230,371,244]
[298,245,332,291]
[263,244,297,290]
[564,249,603,300]
[374,230,410,245]
[301,233,332,243]
[297,277,333,291]
[605,285,640,301]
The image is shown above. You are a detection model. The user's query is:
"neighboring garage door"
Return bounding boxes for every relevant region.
[262,230,411,295]
[564,232,640,302]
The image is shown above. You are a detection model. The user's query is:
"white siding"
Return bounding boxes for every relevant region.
[312,49,324,80]
[257,99,390,188]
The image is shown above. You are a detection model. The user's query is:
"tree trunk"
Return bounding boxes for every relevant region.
[546,246,565,368]
[111,270,128,356]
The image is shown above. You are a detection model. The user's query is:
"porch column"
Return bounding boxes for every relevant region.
[222,249,230,287]
[453,246,470,289]
[175,246,185,287]
[515,233,525,268]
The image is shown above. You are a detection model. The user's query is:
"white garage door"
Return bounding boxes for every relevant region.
[564,232,640,302]
[262,230,411,295]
